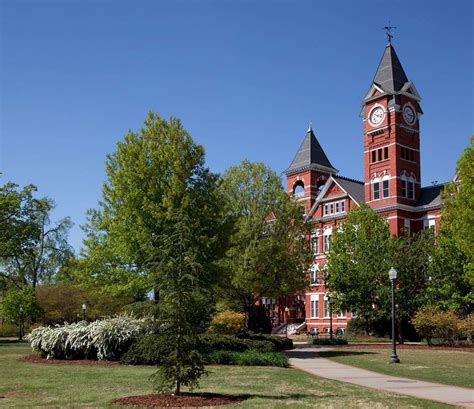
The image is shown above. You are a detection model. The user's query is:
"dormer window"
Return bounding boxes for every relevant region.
[324,200,346,216]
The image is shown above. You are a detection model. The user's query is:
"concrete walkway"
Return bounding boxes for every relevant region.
[287,346,474,408]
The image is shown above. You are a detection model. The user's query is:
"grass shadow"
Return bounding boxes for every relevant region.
[316,350,377,358]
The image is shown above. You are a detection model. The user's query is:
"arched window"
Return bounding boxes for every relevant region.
[382,175,390,198]
[408,176,415,199]
[293,180,305,196]
[309,264,319,286]
[401,174,408,197]
[372,177,380,200]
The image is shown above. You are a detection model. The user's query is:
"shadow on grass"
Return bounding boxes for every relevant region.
[286,349,376,359]
[0,338,27,345]
[317,351,377,358]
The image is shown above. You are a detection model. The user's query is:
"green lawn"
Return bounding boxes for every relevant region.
[0,342,454,408]
[318,347,474,388]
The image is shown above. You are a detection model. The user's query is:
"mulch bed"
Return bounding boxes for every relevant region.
[342,344,473,352]
[112,393,246,408]
[18,355,120,366]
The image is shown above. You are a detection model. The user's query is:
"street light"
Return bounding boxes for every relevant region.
[388,267,400,364]
[19,307,24,341]
[82,304,87,321]
[324,293,333,340]
[284,307,290,338]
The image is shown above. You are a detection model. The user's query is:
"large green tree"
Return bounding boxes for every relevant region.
[326,205,392,332]
[0,182,73,289]
[81,113,227,298]
[219,160,311,327]
[441,135,474,287]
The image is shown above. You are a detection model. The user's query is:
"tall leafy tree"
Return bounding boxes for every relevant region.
[326,205,392,333]
[441,135,474,287]
[219,160,311,326]
[81,113,227,298]
[0,181,73,289]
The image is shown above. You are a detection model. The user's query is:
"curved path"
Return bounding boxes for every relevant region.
[287,345,474,408]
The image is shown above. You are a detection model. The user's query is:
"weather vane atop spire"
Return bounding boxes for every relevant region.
[383,22,396,44]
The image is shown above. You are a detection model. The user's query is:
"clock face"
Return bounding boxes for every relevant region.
[403,105,416,125]
[370,107,384,125]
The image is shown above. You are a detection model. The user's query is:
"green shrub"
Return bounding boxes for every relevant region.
[199,333,276,353]
[310,338,348,345]
[413,306,463,346]
[121,334,164,365]
[207,350,288,367]
[0,322,19,337]
[208,310,245,335]
[241,332,294,351]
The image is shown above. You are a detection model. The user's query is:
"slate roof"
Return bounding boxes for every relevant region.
[333,175,365,204]
[372,44,409,93]
[416,184,445,207]
[285,127,337,175]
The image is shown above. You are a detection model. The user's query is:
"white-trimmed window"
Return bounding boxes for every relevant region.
[310,295,319,318]
[351,310,358,318]
[311,230,320,254]
[382,175,389,198]
[310,264,319,286]
[404,219,411,236]
[401,176,407,197]
[324,200,346,216]
[323,300,331,318]
[373,178,380,200]
[337,310,346,318]
[423,218,436,230]
[408,177,415,199]
[323,235,331,252]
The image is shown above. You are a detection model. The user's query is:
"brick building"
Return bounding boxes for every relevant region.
[269,42,445,334]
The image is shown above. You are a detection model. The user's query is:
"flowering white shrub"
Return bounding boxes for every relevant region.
[26,316,146,360]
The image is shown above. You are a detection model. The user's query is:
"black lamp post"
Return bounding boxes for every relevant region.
[388,267,400,364]
[82,303,87,321]
[324,293,333,340]
[19,307,24,341]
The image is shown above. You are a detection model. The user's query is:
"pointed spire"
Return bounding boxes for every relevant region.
[372,44,409,93]
[285,127,338,175]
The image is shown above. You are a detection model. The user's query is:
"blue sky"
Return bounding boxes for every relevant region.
[1,0,472,251]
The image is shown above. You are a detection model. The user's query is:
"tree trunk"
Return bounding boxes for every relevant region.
[175,380,180,395]
[364,317,370,336]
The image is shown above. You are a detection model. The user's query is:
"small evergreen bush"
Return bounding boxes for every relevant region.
[207,350,288,367]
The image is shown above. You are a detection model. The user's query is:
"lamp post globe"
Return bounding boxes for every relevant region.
[388,267,400,364]
[82,303,87,321]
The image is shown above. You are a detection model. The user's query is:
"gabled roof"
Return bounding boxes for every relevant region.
[285,127,337,175]
[305,175,364,220]
[333,176,365,205]
[416,184,445,207]
[372,44,409,93]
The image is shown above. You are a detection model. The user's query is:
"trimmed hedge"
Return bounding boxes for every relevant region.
[240,332,294,351]
[121,333,287,365]
[207,350,288,367]
[310,338,348,346]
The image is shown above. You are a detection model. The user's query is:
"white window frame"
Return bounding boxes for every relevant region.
[310,295,319,319]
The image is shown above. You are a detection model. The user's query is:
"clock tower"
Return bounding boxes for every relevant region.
[361,43,422,209]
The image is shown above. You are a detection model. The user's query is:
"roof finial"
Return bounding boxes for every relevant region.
[308,121,313,133]
[383,22,396,44]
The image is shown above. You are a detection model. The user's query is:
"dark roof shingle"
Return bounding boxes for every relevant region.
[285,128,337,175]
